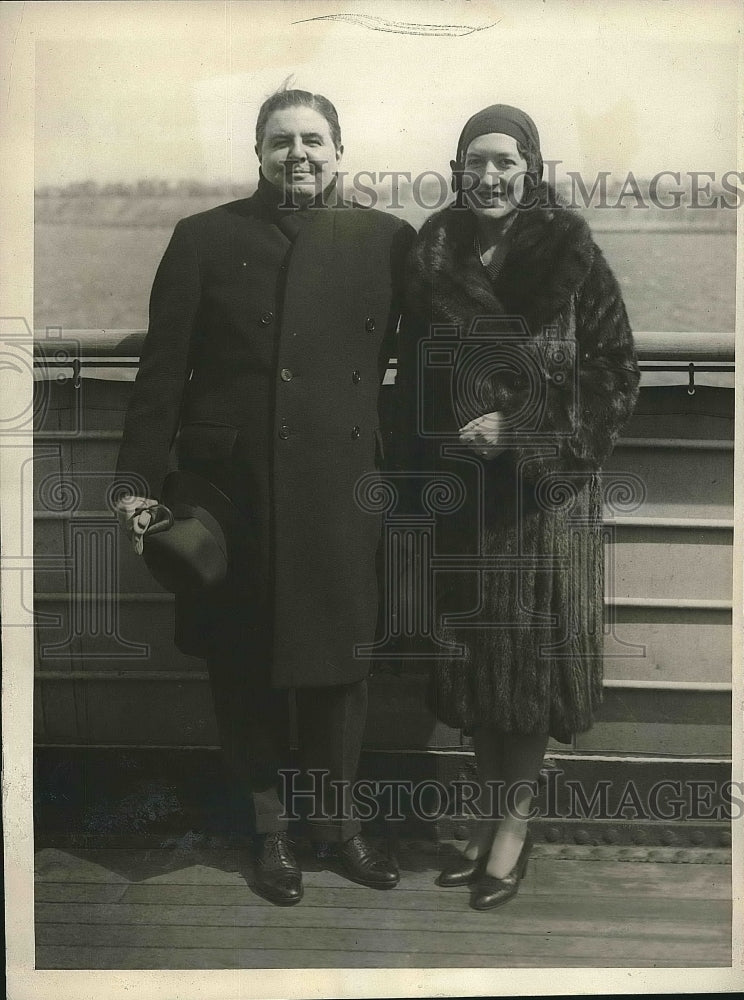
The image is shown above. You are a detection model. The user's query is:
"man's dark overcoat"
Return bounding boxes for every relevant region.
[116,189,414,687]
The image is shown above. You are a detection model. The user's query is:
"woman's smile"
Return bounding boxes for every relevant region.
[463,132,527,219]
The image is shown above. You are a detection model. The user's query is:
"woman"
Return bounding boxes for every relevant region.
[401,105,640,909]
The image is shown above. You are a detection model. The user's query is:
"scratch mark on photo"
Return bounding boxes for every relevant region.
[292,13,500,37]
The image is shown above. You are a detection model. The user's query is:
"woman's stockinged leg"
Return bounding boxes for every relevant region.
[484,729,550,878]
[461,726,504,860]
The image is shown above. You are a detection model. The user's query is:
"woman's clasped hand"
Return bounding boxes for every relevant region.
[459,411,506,459]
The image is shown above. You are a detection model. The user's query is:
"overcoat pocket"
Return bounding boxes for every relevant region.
[177,423,240,465]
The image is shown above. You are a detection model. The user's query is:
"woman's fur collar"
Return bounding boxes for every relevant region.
[407,182,597,337]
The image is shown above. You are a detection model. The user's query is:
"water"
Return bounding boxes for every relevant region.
[34,223,736,336]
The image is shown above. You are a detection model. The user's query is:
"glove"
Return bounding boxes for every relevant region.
[115,495,159,555]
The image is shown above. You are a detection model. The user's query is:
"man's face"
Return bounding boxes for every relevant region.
[257,106,343,204]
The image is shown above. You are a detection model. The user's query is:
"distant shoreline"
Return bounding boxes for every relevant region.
[34,223,737,333]
[34,220,736,235]
[33,193,737,234]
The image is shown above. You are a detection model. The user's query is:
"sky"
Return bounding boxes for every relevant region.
[31,0,742,187]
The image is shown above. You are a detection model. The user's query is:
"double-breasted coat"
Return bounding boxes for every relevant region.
[399,183,641,742]
[116,185,414,687]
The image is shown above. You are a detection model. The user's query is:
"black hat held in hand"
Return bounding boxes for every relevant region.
[141,470,250,594]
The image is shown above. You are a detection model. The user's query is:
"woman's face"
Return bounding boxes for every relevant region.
[257,106,343,203]
[462,132,528,220]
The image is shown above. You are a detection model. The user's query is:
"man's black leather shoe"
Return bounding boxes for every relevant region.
[254,832,303,906]
[327,833,399,889]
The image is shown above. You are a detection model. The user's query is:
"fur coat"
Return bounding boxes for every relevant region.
[400,183,640,742]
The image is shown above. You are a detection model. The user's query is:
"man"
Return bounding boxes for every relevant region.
[116,88,414,905]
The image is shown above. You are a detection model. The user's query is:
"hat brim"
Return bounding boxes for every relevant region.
[142,471,250,594]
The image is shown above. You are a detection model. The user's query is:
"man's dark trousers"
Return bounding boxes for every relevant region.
[207,639,366,842]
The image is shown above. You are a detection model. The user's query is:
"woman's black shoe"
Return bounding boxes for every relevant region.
[254,832,304,906]
[327,834,399,889]
[471,831,532,911]
[436,853,487,887]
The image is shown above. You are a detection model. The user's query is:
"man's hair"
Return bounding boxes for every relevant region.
[255,88,342,150]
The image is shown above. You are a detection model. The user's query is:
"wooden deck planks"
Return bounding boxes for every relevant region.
[37,945,721,970]
[34,916,731,958]
[34,923,732,966]
[35,847,732,897]
[34,882,130,904]
[35,898,731,939]
[34,847,733,970]
[117,869,730,906]
[36,946,726,970]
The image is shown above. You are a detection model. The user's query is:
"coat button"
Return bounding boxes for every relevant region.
[260,311,274,325]
[352,370,361,384]
[365,316,376,333]
[280,368,293,382]
[351,425,361,439]
[279,424,290,440]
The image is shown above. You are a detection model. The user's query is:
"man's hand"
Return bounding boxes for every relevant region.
[116,495,159,555]
[459,411,505,459]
